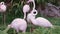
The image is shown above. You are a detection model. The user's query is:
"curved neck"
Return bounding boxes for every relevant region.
[24,13,26,19]
[30,16,37,25]
[33,1,35,10]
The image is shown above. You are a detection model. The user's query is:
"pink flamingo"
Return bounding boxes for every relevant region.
[8,18,27,33]
[0,2,7,26]
[27,10,54,28]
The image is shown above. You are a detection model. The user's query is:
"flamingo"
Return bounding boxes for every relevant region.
[27,10,54,28]
[27,0,54,28]
[8,18,27,33]
[0,2,7,26]
[0,2,6,12]
[6,1,28,33]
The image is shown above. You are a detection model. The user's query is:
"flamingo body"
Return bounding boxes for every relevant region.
[27,11,53,28]
[8,18,27,33]
[36,17,53,28]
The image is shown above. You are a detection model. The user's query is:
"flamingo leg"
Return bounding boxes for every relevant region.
[1,12,6,26]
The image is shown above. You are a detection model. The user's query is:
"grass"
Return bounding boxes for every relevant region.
[0,17,60,34]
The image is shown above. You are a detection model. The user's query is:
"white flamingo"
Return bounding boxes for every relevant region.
[0,2,6,12]
[8,18,27,33]
[0,2,7,26]
[27,0,54,28]
[27,10,54,28]
[6,2,28,33]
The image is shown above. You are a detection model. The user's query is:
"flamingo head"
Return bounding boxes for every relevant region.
[31,9,38,16]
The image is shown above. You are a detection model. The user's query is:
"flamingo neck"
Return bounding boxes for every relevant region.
[33,1,35,10]
[24,13,26,19]
[30,14,36,20]
[30,16,38,25]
